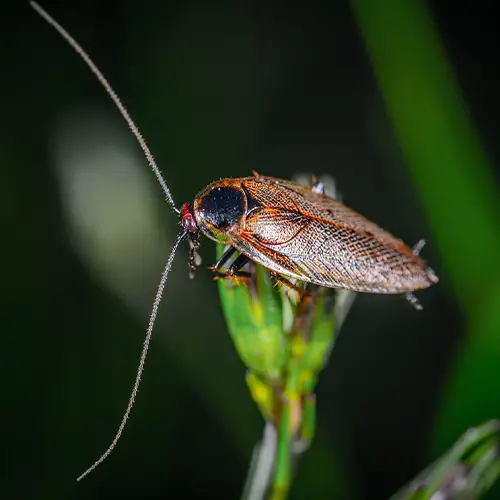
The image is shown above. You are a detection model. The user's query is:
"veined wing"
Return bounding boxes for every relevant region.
[244,177,417,255]
[231,204,437,294]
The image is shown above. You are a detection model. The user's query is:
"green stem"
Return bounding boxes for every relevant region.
[271,361,302,499]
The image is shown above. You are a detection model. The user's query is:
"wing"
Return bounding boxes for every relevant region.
[242,177,416,251]
[230,179,437,294]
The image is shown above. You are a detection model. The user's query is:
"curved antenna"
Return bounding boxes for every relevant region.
[30,1,179,214]
[76,230,187,481]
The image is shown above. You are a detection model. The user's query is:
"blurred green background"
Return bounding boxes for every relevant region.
[1,1,499,499]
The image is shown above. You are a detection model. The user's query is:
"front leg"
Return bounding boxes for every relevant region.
[213,245,238,272]
[210,247,252,284]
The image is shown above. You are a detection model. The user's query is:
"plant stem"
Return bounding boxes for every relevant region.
[241,421,278,500]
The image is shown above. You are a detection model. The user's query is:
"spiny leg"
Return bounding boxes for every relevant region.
[412,238,426,256]
[271,272,311,303]
[405,239,427,310]
[212,247,310,298]
[405,292,423,311]
[212,245,237,272]
[228,253,252,276]
[211,251,252,285]
[215,251,251,275]
[311,178,325,194]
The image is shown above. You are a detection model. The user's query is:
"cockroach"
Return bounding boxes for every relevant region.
[184,175,438,295]
[31,1,438,482]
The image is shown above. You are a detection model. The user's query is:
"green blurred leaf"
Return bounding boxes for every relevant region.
[351,0,500,485]
[391,420,500,499]
[351,0,500,314]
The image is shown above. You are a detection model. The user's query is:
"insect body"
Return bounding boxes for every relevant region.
[182,175,438,294]
[31,1,438,483]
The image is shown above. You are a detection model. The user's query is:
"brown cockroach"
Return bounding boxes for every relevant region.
[31,1,438,482]
[182,175,437,297]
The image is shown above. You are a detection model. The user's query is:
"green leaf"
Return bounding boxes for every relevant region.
[390,420,500,499]
[216,243,288,379]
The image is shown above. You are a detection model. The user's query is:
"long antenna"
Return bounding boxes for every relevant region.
[30,1,179,214]
[30,1,187,479]
[77,230,187,481]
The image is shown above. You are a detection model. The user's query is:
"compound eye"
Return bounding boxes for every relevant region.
[198,186,245,229]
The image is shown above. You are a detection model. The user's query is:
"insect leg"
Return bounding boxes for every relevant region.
[412,239,426,256]
[405,292,423,311]
[211,250,252,284]
[270,273,311,301]
[311,179,325,194]
[228,253,252,274]
[212,245,238,272]
[405,239,427,310]
[218,254,252,278]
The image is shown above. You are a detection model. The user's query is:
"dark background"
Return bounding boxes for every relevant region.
[1,1,499,499]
